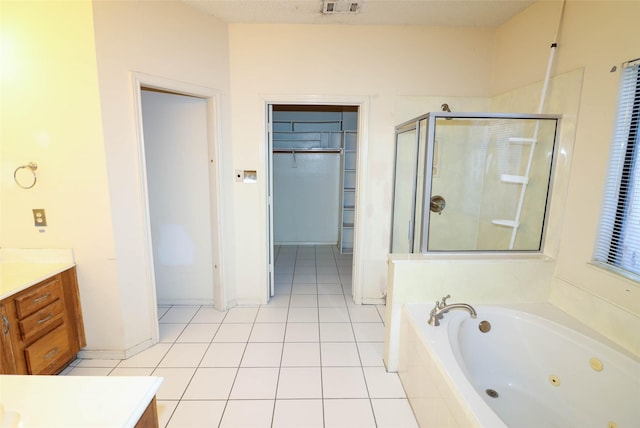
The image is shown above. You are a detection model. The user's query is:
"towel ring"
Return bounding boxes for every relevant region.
[14,162,38,189]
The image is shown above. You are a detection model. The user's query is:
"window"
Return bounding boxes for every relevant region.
[594,59,640,279]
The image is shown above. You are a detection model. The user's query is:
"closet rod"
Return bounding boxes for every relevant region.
[273,148,342,154]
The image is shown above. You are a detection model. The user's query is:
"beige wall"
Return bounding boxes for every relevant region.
[228,24,495,303]
[1,0,233,357]
[91,1,233,355]
[0,1,124,351]
[493,0,640,354]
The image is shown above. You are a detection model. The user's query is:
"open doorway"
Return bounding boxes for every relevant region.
[267,104,358,300]
[132,73,225,344]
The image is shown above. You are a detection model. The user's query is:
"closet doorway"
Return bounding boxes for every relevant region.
[268,104,358,298]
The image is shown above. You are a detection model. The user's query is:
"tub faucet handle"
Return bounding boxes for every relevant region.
[428,303,443,326]
[440,295,451,308]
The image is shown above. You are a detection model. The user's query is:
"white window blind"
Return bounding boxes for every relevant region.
[594,59,640,279]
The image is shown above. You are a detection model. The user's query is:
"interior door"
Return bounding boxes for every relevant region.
[141,90,214,304]
[267,104,275,297]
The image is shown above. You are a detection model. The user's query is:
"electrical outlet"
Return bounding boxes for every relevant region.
[32,209,47,227]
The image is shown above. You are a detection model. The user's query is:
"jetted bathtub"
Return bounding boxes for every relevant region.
[397,303,640,428]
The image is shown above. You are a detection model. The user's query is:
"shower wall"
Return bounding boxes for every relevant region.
[475,122,520,249]
[475,119,557,250]
[491,69,584,257]
[428,120,486,250]
[385,69,583,369]
[405,114,557,253]
[394,79,576,253]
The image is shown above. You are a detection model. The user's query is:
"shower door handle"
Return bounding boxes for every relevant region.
[430,195,446,214]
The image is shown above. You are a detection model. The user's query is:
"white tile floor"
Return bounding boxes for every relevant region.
[63,245,418,427]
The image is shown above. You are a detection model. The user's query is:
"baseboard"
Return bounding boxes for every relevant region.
[77,349,127,360]
[274,242,338,246]
[361,297,385,305]
[231,298,266,306]
[76,338,155,361]
[156,298,215,307]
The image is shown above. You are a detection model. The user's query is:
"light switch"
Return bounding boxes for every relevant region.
[243,170,257,183]
[32,209,47,227]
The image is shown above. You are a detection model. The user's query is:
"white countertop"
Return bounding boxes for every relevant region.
[0,375,162,428]
[0,249,75,300]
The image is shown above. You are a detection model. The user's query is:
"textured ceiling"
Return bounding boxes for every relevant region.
[182,0,537,27]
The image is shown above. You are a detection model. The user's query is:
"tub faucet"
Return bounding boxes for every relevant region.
[428,294,477,326]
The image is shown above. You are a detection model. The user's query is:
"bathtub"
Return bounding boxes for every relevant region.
[397,303,640,428]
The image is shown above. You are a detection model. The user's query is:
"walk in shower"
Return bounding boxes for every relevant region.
[391,112,561,253]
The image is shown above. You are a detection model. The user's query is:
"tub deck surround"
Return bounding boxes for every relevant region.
[397,303,640,428]
[0,375,162,427]
[384,253,556,371]
[0,249,75,300]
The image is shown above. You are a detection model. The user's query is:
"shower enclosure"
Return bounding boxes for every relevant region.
[391,112,561,253]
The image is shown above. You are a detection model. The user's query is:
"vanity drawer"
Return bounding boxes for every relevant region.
[24,324,72,375]
[19,299,65,343]
[14,276,63,319]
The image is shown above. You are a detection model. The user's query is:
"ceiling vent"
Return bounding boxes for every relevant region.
[322,1,361,14]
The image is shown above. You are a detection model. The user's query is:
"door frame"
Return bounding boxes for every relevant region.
[132,72,227,343]
[262,95,369,303]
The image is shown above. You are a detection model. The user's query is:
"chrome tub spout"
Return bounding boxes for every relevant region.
[428,295,477,326]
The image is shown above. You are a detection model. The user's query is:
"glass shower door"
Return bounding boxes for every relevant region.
[391,125,420,253]
[426,117,487,251]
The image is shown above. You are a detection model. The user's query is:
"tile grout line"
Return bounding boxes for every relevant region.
[67,246,411,427]
[177,305,232,426]
[215,307,254,428]
[160,305,208,428]
[316,245,327,428]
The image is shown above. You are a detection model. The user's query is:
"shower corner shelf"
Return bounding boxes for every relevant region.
[508,137,537,144]
[491,219,520,228]
[500,174,529,185]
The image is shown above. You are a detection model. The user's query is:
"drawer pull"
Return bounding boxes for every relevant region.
[37,314,54,324]
[2,315,9,335]
[33,293,52,304]
[44,347,59,360]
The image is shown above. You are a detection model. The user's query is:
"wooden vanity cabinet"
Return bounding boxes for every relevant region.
[135,398,160,428]
[0,267,85,375]
[1,304,18,374]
